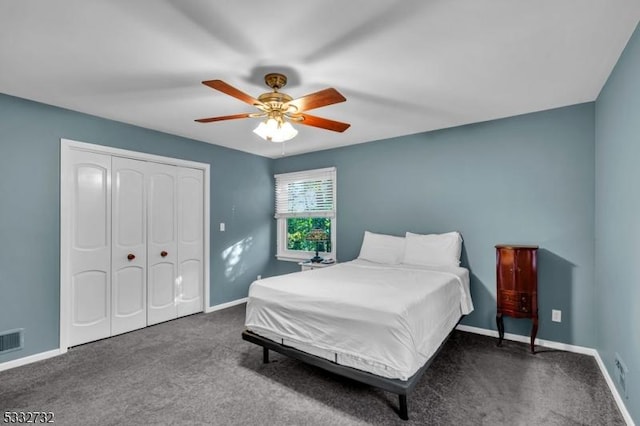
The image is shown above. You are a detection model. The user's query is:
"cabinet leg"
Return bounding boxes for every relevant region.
[496,313,504,347]
[530,317,538,354]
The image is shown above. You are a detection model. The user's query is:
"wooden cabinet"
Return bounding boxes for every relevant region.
[495,244,539,353]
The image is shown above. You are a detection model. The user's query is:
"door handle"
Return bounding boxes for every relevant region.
[161,251,168,257]
[127,253,135,261]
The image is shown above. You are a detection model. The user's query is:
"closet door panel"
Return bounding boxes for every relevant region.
[149,263,176,307]
[147,163,178,325]
[111,157,147,335]
[72,271,109,325]
[68,150,111,347]
[177,168,204,317]
[74,166,109,250]
[114,267,145,314]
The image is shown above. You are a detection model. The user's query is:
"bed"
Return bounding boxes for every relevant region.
[243,231,474,420]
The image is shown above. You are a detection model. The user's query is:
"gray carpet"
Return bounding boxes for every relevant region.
[0,304,624,425]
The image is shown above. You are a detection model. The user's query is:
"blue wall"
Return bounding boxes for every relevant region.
[595,22,640,423]
[274,103,596,347]
[0,93,273,363]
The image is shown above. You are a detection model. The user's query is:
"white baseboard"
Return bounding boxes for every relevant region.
[205,297,248,313]
[456,324,635,426]
[0,348,63,373]
[593,350,635,426]
[455,324,597,355]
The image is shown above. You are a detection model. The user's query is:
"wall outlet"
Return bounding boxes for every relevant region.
[551,309,562,322]
[614,353,629,399]
[257,275,262,280]
[219,222,225,232]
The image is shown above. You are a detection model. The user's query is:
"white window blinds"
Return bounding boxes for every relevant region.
[274,167,336,219]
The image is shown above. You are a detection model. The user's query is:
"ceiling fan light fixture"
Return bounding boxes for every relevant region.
[253,118,298,143]
[197,73,349,142]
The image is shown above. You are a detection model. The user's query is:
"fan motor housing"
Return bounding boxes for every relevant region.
[258,91,293,106]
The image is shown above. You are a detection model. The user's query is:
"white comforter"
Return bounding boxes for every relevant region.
[245,259,473,380]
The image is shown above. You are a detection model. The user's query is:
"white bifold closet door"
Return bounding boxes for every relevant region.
[67,150,112,347]
[111,157,147,335]
[146,162,179,325]
[146,164,204,324]
[66,149,204,347]
[176,167,204,317]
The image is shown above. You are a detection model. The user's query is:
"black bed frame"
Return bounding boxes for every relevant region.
[242,329,452,420]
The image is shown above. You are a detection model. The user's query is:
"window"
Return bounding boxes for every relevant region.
[275,167,336,261]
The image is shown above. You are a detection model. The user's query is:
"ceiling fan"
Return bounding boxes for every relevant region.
[195,73,350,142]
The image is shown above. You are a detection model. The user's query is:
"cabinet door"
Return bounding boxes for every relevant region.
[176,167,204,317]
[515,249,537,314]
[111,157,147,335]
[67,150,112,346]
[147,163,178,325]
[496,248,516,291]
[515,249,537,293]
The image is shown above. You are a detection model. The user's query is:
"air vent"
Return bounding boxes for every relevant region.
[0,329,24,354]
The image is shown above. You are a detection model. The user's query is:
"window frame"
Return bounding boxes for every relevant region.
[274,167,337,262]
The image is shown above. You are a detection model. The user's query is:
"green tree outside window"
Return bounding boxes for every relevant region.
[287,217,332,252]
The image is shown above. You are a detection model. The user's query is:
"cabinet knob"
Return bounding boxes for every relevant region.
[127,253,135,261]
[161,251,168,257]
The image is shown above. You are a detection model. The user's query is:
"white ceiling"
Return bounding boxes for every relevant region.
[1,1,638,158]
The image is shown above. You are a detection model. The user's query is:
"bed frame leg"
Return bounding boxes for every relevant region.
[263,347,269,364]
[399,394,408,420]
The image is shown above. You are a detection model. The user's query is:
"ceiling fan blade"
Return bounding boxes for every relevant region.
[195,113,252,123]
[286,88,346,112]
[297,113,351,132]
[202,80,263,106]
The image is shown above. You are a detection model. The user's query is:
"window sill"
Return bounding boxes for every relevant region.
[276,255,312,263]
[276,254,333,263]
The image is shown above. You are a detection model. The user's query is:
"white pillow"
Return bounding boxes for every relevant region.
[402,231,463,267]
[358,231,405,264]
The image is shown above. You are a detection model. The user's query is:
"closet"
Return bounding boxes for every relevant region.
[61,140,208,348]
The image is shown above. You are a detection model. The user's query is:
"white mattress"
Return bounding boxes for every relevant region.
[245,259,473,380]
